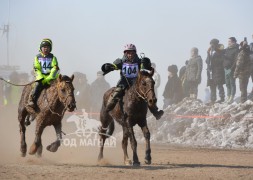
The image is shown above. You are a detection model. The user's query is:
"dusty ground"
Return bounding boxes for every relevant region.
[1,106,253,180]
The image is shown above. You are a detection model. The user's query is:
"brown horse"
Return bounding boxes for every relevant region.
[98,69,157,166]
[18,74,76,157]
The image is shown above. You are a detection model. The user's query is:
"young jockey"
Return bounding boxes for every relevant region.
[102,44,163,120]
[27,38,59,111]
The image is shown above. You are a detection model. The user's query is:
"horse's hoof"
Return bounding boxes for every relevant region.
[98,152,104,161]
[36,146,42,157]
[46,142,60,152]
[35,153,42,158]
[124,159,132,166]
[145,159,151,165]
[132,162,140,167]
[20,145,27,157]
[21,152,26,157]
[29,143,37,155]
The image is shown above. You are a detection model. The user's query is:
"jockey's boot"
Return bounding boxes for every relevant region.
[149,105,164,120]
[26,81,43,112]
[105,87,123,112]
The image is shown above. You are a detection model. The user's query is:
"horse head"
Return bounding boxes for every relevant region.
[56,74,76,112]
[136,68,157,107]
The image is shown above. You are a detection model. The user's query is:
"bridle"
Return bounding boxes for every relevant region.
[46,81,75,117]
[136,87,153,101]
[123,73,154,101]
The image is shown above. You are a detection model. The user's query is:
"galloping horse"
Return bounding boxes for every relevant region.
[98,69,157,166]
[18,74,76,157]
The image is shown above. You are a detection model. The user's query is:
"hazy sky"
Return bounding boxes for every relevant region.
[0,0,253,105]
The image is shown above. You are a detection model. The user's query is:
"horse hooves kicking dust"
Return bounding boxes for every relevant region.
[46,140,61,152]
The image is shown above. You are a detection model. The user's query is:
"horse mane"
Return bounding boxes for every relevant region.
[126,68,154,101]
[39,75,74,107]
[136,68,154,86]
[45,75,73,88]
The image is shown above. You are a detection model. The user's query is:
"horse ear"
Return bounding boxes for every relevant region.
[57,74,62,82]
[71,74,75,82]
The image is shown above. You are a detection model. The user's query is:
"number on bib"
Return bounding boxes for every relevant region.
[122,63,138,78]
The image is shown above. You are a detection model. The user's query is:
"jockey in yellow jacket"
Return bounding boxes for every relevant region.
[27,38,59,111]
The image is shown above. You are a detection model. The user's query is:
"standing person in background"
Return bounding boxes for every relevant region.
[151,63,161,97]
[179,60,189,98]
[73,72,92,112]
[248,34,253,99]
[206,38,225,104]
[234,40,251,103]
[162,65,183,109]
[223,37,239,104]
[185,47,202,99]
[9,71,21,106]
[90,71,110,119]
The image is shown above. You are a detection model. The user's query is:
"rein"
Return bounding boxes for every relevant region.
[123,74,153,101]
[45,83,72,117]
[0,77,35,86]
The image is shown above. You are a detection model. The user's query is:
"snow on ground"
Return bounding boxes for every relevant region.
[132,98,253,149]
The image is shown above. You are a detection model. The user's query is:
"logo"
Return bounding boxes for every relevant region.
[62,109,116,148]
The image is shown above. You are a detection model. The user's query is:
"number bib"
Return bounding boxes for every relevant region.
[38,57,52,74]
[122,63,138,78]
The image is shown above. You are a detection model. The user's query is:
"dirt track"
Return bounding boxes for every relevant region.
[1,106,253,180]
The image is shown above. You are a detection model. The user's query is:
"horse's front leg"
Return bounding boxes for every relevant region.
[47,122,62,152]
[141,125,151,164]
[18,109,27,157]
[122,126,131,165]
[98,127,107,162]
[127,120,140,166]
[29,119,45,155]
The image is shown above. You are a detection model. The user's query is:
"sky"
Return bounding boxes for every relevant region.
[0,0,253,106]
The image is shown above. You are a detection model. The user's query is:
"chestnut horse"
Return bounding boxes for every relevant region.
[98,69,157,166]
[18,74,76,157]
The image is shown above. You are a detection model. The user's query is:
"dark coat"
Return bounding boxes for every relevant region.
[206,48,225,86]
[223,44,239,70]
[234,46,251,79]
[162,75,183,104]
[179,66,186,82]
[185,55,203,84]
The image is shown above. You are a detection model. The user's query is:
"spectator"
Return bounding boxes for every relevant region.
[185,47,203,99]
[234,40,251,103]
[73,72,92,112]
[223,37,239,104]
[248,34,253,97]
[9,71,21,105]
[179,60,189,98]
[151,63,161,97]
[90,71,110,118]
[162,65,183,109]
[206,39,225,104]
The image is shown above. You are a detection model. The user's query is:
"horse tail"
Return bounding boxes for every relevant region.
[106,120,115,136]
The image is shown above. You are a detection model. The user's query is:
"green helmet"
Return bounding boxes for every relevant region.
[40,38,52,52]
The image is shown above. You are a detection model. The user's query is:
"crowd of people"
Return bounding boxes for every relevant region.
[1,35,253,116]
[162,35,253,109]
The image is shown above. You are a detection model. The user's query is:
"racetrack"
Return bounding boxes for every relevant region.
[1,106,253,180]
